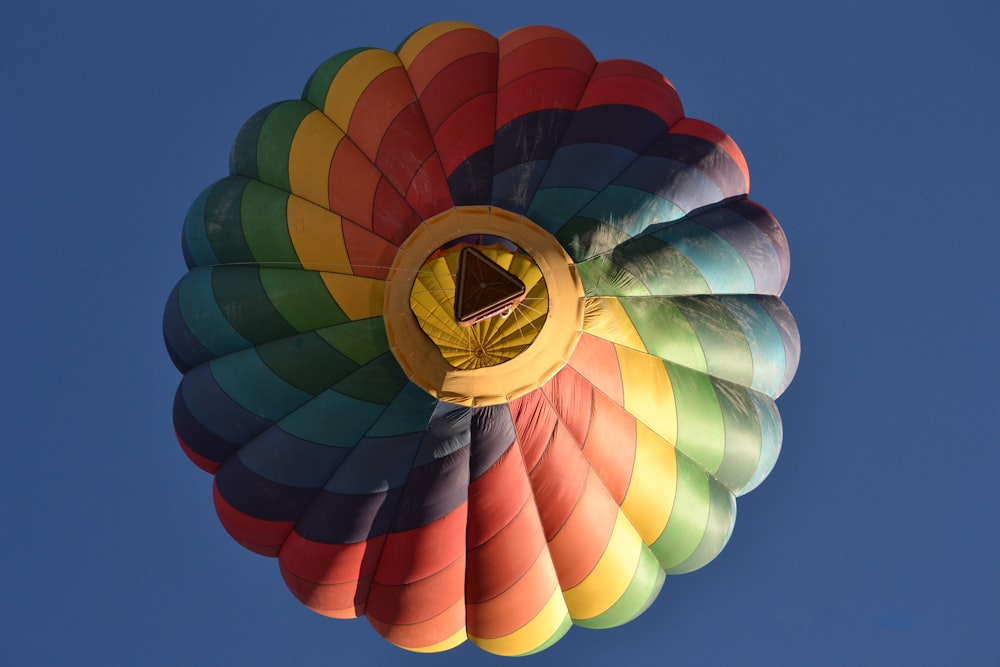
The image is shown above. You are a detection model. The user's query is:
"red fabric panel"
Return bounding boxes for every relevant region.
[418,53,498,133]
[496,69,591,128]
[376,102,452,218]
[497,27,593,89]
[328,140,380,228]
[372,178,421,246]
[212,481,293,557]
[466,498,545,604]
[544,469,617,589]
[577,59,684,126]
[525,420,589,542]
[432,92,497,175]
[540,365,594,446]
[509,389,560,471]
[278,532,385,618]
[341,219,397,279]
[466,444,532,549]
[405,27,496,96]
[346,67,412,157]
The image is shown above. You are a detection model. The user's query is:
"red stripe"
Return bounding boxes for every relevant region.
[577,59,684,126]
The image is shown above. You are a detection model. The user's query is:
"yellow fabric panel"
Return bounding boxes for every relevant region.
[561,509,643,620]
[403,626,467,653]
[615,345,678,445]
[397,21,482,68]
[288,110,344,209]
[621,422,678,545]
[320,273,386,320]
[285,195,351,274]
[469,586,569,657]
[582,297,647,352]
[323,49,402,130]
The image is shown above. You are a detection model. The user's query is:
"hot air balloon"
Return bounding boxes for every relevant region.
[163,21,800,656]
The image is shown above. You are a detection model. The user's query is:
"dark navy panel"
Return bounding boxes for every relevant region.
[492,160,549,214]
[646,133,746,197]
[613,156,725,214]
[178,363,275,447]
[558,105,667,152]
[163,283,211,372]
[238,427,354,489]
[172,384,242,465]
[493,108,574,172]
[537,143,637,191]
[325,433,426,495]
[410,402,471,468]
[295,487,403,544]
[389,446,470,532]
[215,454,319,522]
[469,404,517,480]
[447,146,494,205]
[693,204,782,293]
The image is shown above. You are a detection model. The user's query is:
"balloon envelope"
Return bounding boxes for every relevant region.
[164,21,800,655]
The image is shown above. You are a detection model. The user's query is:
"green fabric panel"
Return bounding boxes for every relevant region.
[526,186,596,236]
[609,235,711,296]
[572,544,665,629]
[650,451,709,570]
[672,296,754,388]
[513,613,572,657]
[332,352,407,404]
[650,220,756,293]
[317,317,389,364]
[718,296,787,397]
[177,269,251,358]
[575,255,652,298]
[209,348,312,421]
[667,361,725,474]
[277,389,387,447]
[255,332,361,396]
[211,267,298,345]
[200,176,254,265]
[231,100,313,193]
[182,184,218,268]
[741,391,782,493]
[366,382,439,437]
[711,379,763,494]
[618,296,708,373]
[667,477,735,574]
[577,185,683,238]
[302,47,371,109]
[258,268,348,333]
[240,181,297,266]
[229,102,281,179]
[554,217,631,263]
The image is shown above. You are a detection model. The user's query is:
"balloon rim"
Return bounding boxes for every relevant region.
[384,206,585,406]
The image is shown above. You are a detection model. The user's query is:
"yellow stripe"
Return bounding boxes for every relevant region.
[621,423,678,545]
[286,196,351,274]
[320,273,385,320]
[397,21,482,67]
[404,626,467,653]
[469,586,569,657]
[323,49,401,130]
[583,297,647,352]
[561,509,643,620]
[615,345,678,445]
[288,110,344,208]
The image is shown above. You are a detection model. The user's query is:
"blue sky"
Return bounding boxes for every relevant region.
[3,1,998,665]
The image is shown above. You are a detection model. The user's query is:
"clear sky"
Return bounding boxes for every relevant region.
[3,1,998,665]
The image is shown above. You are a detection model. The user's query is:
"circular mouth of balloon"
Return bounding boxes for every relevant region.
[384,206,585,406]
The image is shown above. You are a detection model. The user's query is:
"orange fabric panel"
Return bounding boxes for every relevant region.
[368,594,466,650]
[544,469,618,590]
[540,365,594,447]
[366,554,466,626]
[466,498,546,604]
[567,333,625,405]
[466,445,532,549]
[523,421,588,541]
[466,546,559,639]
[280,566,371,618]
[373,504,467,586]
[581,389,637,505]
